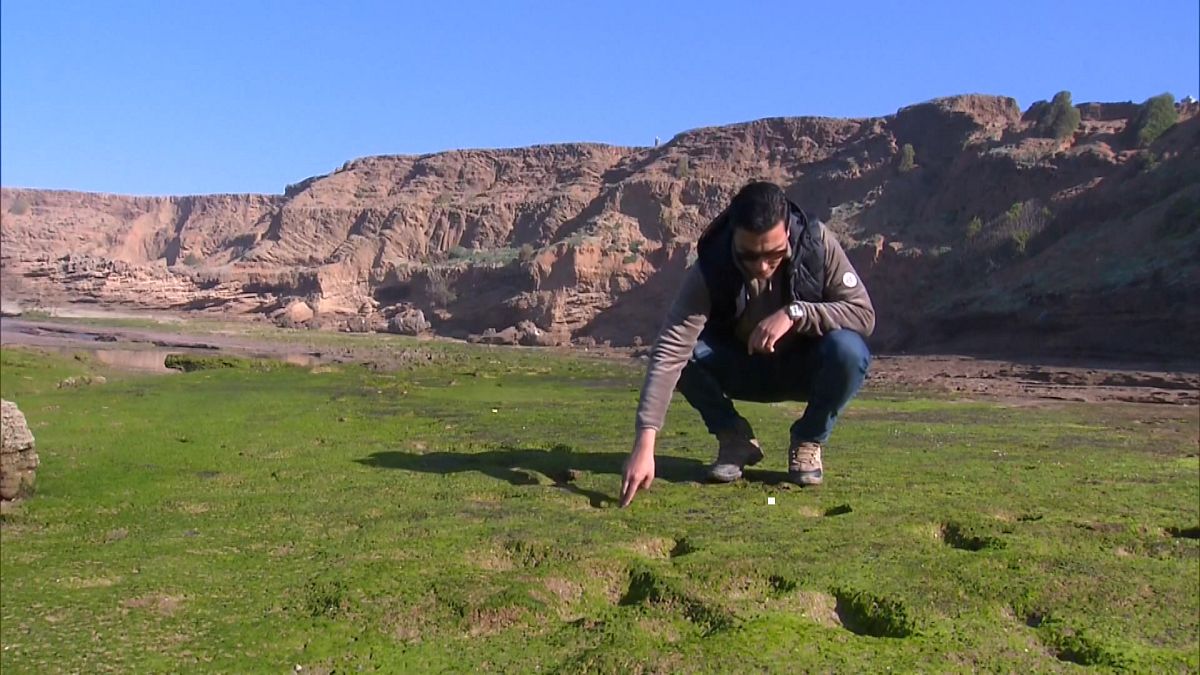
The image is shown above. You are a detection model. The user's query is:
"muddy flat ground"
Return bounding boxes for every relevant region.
[2,312,1195,407]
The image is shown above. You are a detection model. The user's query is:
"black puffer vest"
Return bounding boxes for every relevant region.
[696,200,826,339]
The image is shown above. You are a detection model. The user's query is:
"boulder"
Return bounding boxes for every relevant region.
[387,308,431,335]
[1,400,38,501]
[57,375,107,389]
[516,320,555,347]
[469,326,521,345]
[285,300,314,323]
[343,316,371,333]
[275,300,314,327]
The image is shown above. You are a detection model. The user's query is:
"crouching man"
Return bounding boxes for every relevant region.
[620,181,875,507]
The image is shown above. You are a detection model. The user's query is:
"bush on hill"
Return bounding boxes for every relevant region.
[1132,93,1178,147]
[1038,91,1080,140]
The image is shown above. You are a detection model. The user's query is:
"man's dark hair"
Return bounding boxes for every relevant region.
[728,182,789,234]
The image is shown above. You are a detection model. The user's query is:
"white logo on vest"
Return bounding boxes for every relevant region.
[842,272,858,288]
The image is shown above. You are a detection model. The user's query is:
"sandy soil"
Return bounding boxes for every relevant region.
[866,355,1197,406]
[1,316,1196,407]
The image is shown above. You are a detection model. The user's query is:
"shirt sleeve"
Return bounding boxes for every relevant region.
[634,265,710,431]
[792,226,876,337]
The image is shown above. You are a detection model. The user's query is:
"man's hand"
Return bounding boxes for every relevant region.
[620,429,657,507]
[747,309,795,355]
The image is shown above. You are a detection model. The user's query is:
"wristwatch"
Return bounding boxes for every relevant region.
[785,302,804,321]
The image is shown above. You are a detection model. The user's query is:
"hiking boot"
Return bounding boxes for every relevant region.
[708,419,763,483]
[788,441,823,486]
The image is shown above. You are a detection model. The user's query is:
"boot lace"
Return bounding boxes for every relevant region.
[790,442,819,467]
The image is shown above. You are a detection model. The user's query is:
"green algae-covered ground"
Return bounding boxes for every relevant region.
[1,339,1196,673]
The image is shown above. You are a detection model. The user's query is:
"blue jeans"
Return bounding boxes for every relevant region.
[676,329,870,444]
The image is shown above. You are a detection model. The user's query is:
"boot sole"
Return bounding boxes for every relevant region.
[708,452,764,483]
[788,470,823,486]
[707,466,744,483]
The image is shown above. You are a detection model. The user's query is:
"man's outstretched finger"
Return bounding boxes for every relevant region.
[619,479,639,507]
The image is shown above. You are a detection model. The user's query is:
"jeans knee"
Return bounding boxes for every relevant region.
[819,330,870,375]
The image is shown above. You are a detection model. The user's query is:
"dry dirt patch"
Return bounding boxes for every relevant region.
[121,593,185,616]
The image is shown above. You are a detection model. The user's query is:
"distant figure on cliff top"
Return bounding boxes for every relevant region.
[620,181,875,507]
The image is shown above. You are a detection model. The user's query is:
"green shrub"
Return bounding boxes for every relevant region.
[898,143,916,173]
[183,252,202,267]
[1004,201,1051,255]
[164,354,279,372]
[965,216,983,240]
[1040,91,1080,140]
[7,197,30,215]
[1026,99,1050,123]
[1011,229,1032,254]
[518,243,536,262]
[445,246,521,266]
[1133,93,1178,147]
[1139,151,1161,174]
[475,247,520,265]
[1051,106,1080,141]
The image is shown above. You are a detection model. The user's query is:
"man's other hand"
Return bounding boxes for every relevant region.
[748,309,795,355]
[620,430,657,507]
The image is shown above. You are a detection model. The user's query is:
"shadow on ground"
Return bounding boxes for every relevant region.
[741,468,795,486]
[355,446,708,507]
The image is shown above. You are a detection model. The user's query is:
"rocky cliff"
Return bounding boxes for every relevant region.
[3,94,1197,361]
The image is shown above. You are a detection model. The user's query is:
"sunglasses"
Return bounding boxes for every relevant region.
[734,247,789,264]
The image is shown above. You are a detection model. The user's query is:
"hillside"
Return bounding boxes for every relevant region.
[3,94,1197,362]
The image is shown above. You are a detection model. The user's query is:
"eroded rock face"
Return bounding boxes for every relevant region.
[1,400,38,501]
[2,96,1197,359]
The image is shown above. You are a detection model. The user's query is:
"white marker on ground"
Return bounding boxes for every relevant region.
[767,497,776,505]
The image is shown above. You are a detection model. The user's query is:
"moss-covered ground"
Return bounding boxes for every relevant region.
[1,337,1196,672]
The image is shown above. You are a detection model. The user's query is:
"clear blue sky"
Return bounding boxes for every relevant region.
[2,0,1197,196]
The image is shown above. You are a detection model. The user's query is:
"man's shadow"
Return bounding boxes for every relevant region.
[355,445,708,508]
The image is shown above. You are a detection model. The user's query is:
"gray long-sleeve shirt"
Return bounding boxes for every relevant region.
[634,224,875,431]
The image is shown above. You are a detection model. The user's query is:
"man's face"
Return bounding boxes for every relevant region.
[733,221,789,280]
